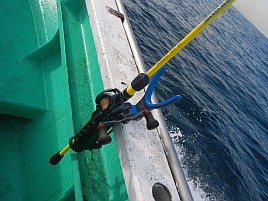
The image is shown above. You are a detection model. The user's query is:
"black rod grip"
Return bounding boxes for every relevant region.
[49,152,64,165]
[144,111,159,130]
[122,73,150,101]
[97,124,111,145]
[131,73,150,91]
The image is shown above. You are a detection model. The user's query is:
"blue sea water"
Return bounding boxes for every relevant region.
[123,0,268,200]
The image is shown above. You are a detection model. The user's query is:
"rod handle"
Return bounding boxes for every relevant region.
[49,152,64,165]
[123,73,150,99]
[144,111,159,130]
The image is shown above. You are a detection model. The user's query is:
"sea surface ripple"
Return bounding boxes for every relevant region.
[123,0,268,200]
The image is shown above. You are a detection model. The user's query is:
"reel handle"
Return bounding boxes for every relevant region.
[144,111,159,130]
[97,124,111,145]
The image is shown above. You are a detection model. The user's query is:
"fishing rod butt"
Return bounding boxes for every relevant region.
[49,152,64,165]
[144,111,159,130]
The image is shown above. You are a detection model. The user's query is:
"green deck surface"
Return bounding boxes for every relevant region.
[0,0,128,200]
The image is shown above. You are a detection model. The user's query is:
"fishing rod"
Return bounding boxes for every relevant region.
[50,65,181,165]
[49,0,235,165]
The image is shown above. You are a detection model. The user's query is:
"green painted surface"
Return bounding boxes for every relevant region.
[60,0,128,200]
[0,0,75,200]
[0,0,128,200]
[0,1,48,118]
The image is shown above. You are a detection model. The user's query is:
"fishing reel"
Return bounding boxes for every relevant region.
[67,81,157,153]
[68,65,182,151]
[67,88,129,153]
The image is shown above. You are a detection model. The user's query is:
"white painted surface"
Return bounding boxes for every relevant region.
[85,0,181,200]
[234,0,268,38]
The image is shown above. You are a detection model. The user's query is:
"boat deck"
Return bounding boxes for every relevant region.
[0,0,126,200]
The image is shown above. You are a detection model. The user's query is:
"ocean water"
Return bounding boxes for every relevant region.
[123,0,268,200]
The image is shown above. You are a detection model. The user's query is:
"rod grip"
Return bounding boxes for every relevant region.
[122,73,150,100]
[97,124,111,145]
[144,111,159,130]
[49,152,64,165]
